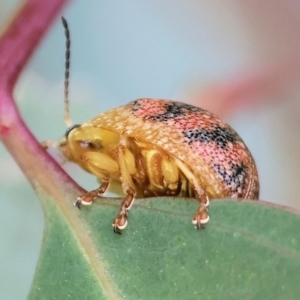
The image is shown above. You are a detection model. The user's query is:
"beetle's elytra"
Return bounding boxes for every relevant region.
[55,18,259,234]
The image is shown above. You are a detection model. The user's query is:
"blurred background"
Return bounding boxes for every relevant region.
[1,0,300,298]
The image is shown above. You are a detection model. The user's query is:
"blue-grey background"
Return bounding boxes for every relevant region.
[1,1,300,299]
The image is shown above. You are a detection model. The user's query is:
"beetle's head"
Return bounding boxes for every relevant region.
[59,124,120,163]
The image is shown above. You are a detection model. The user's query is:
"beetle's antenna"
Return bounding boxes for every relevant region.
[61,16,73,128]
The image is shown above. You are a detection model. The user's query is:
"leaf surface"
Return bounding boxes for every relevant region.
[29,197,300,300]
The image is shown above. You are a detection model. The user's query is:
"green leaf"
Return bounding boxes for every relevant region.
[28,196,300,300]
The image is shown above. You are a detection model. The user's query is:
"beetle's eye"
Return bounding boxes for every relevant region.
[80,141,93,148]
[65,124,81,139]
[80,140,102,149]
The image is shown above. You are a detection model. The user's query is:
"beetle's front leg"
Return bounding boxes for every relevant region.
[75,151,118,208]
[76,180,110,208]
[112,145,136,234]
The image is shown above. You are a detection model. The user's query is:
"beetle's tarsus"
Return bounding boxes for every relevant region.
[113,225,122,234]
[76,184,108,209]
[192,192,210,230]
[75,199,81,209]
[196,222,205,230]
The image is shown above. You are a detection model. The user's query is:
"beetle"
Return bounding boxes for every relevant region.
[55,17,259,234]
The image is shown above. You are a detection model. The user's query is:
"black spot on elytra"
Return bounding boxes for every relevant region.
[183,125,239,150]
[146,101,204,122]
[214,162,248,196]
[131,99,142,111]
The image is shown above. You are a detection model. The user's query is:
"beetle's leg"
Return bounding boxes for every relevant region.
[141,149,164,194]
[192,192,209,229]
[140,149,180,195]
[112,145,136,233]
[76,180,110,209]
[161,155,180,195]
[75,151,119,208]
[41,138,77,166]
[112,193,135,234]
[40,140,59,149]
[173,157,209,229]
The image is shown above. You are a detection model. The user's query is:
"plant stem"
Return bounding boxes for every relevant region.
[0,0,82,197]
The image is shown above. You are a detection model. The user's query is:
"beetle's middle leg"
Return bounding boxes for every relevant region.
[112,145,137,234]
[75,151,118,208]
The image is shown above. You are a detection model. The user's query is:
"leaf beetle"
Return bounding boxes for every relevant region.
[54,17,259,234]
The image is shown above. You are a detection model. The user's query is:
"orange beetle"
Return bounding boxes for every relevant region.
[56,18,259,234]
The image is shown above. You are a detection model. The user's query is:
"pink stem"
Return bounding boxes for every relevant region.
[0,0,83,196]
[0,0,68,89]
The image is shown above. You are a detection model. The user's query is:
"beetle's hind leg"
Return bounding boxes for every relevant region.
[174,157,210,229]
[192,192,210,229]
[76,180,110,209]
